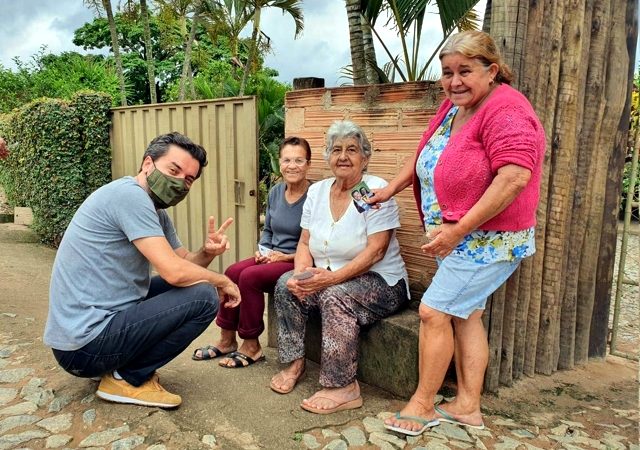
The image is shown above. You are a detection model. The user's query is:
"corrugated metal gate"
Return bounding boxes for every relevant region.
[110,97,259,273]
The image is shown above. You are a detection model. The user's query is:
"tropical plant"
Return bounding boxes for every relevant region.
[355,0,481,82]
[205,0,252,59]
[239,0,304,96]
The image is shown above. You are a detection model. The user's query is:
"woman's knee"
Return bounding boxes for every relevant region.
[418,303,452,327]
[452,309,484,329]
[274,271,294,299]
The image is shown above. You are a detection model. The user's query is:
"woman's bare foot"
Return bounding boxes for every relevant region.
[435,398,484,427]
[384,395,438,433]
[270,359,305,394]
[300,381,362,414]
[219,339,263,367]
[193,329,237,360]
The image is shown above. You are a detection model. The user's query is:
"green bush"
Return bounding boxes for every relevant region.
[0,91,112,245]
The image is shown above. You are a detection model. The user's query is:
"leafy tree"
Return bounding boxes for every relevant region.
[73,11,187,103]
[205,0,252,59]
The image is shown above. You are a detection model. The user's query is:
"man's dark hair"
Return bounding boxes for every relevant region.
[142,132,208,178]
[280,136,312,161]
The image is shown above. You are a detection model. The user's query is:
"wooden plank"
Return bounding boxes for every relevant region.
[499,270,520,387]
[485,284,506,392]
[513,258,532,379]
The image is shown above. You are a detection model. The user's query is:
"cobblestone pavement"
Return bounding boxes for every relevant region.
[0,336,638,449]
[0,219,638,449]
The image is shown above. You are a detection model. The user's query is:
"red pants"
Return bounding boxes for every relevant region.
[216,257,294,339]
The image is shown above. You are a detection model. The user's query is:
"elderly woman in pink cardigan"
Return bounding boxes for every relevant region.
[369,31,545,436]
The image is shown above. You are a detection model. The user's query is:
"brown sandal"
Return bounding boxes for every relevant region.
[270,369,306,394]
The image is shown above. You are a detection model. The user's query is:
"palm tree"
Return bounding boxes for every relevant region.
[178,0,203,100]
[140,0,158,103]
[83,0,128,105]
[346,0,366,85]
[205,0,253,59]
[239,0,304,96]
[155,0,201,100]
[357,0,481,82]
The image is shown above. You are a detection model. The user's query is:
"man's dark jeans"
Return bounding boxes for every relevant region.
[52,277,218,386]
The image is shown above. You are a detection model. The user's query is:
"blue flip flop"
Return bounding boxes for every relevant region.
[384,412,440,436]
[434,405,485,430]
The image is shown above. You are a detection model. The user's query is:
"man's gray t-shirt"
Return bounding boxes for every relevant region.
[44,177,182,351]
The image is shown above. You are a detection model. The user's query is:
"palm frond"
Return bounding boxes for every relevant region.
[434,0,480,34]
[271,0,304,37]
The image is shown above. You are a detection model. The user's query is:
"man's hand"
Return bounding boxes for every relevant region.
[217,277,241,308]
[203,216,233,257]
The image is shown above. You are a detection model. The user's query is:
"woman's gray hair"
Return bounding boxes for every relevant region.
[324,120,372,164]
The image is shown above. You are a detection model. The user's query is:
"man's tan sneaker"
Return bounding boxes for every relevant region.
[96,373,181,408]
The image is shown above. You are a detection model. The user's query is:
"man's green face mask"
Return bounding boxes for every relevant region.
[147,162,190,209]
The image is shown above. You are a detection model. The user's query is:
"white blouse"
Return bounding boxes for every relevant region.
[300,174,409,291]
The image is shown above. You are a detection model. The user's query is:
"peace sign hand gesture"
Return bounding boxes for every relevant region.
[203,216,234,257]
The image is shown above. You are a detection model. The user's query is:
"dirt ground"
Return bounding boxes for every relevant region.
[0,183,638,448]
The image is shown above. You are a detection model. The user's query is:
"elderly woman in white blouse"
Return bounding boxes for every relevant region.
[269,120,409,414]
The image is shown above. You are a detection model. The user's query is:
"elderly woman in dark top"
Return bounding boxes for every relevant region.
[269,120,409,414]
[192,137,312,367]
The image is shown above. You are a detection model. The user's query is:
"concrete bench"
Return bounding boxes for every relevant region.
[266,294,420,398]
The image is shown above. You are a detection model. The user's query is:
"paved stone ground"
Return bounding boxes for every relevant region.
[0,317,638,449]
[0,211,638,449]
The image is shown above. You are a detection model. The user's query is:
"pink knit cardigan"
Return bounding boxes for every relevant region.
[411,84,546,231]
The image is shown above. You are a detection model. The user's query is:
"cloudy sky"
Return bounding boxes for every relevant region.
[0,1,636,88]
[0,0,482,87]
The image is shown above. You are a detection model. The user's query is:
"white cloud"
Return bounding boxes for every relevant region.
[1,0,637,89]
[0,0,94,69]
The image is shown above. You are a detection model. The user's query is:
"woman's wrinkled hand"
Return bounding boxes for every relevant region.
[267,250,290,263]
[254,251,270,264]
[286,275,307,302]
[364,185,393,209]
[420,223,465,259]
[295,267,335,297]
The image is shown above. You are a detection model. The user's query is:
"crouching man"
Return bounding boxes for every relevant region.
[44,132,240,408]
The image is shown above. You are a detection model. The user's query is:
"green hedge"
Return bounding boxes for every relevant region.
[0,91,111,245]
